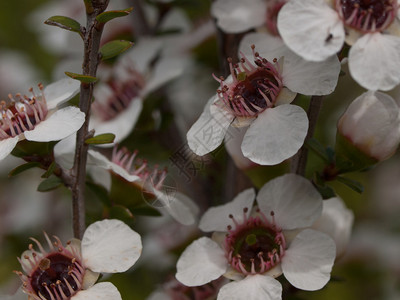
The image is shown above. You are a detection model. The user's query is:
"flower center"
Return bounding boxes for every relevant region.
[336,0,398,32]
[266,0,287,36]
[92,67,145,121]
[215,46,283,118]
[0,84,48,140]
[225,209,286,275]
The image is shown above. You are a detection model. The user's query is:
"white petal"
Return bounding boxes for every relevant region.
[275,87,297,106]
[176,237,227,286]
[241,105,308,165]
[199,188,256,232]
[277,0,344,61]
[224,126,256,170]
[211,0,267,33]
[282,229,336,291]
[349,33,400,91]
[45,78,80,109]
[72,282,122,300]
[187,95,233,156]
[239,32,288,62]
[147,291,170,300]
[24,107,85,142]
[0,136,19,161]
[82,219,142,273]
[91,98,143,145]
[257,174,322,230]
[53,133,76,169]
[218,275,282,300]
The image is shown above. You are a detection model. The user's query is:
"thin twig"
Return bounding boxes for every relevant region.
[71,0,109,239]
[290,95,324,176]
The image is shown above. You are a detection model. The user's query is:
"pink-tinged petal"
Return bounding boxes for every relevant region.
[72,282,122,300]
[199,188,256,232]
[176,237,227,286]
[278,0,344,61]
[282,229,336,291]
[241,105,308,165]
[0,136,19,161]
[349,33,400,91]
[82,219,142,273]
[211,0,267,33]
[187,95,233,156]
[218,275,282,300]
[45,78,80,109]
[257,174,322,230]
[24,107,84,142]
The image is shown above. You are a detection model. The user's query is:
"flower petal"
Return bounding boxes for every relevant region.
[224,126,256,170]
[217,275,282,300]
[187,95,233,156]
[0,136,19,161]
[24,107,85,142]
[176,237,227,286]
[82,219,142,273]
[282,229,336,291]
[277,0,344,61]
[211,0,267,33]
[349,33,400,91]
[241,105,308,165]
[257,174,322,230]
[45,78,80,109]
[199,188,256,232]
[73,282,122,300]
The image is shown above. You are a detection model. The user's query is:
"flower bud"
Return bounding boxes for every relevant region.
[337,91,400,165]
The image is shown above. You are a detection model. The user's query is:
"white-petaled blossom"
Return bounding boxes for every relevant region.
[0,78,84,161]
[212,0,287,35]
[15,219,142,300]
[176,174,336,300]
[338,91,400,161]
[90,38,185,145]
[278,0,400,91]
[187,32,340,165]
[87,147,199,226]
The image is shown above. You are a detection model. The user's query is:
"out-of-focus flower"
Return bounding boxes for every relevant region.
[212,0,287,35]
[337,91,400,163]
[176,174,336,299]
[278,0,400,91]
[187,32,340,165]
[15,219,142,300]
[312,197,354,258]
[0,78,83,161]
[88,146,199,225]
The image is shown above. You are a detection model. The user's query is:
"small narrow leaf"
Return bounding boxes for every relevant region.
[100,40,133,60]
[305,138,331,163]
[96,8,133,24]
[85,133,115,145]
[45,16,82,35]
[109,205,134,221]
[9,162,41,177]
[42,161,57,178]
[65,72,98,83]
[37,176,63,192]
[336,176,364,194]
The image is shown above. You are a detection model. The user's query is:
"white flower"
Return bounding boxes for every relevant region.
[337,91,400,161]
[176,174,336,300]
[87,147,199,226]
[187,32,340,165]
[15,219,142,300]
[278,0,400,91]
[0,78,84,161]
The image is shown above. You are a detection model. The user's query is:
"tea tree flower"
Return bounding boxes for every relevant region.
[176,174,336,299]
[15,219,142,300]
[278,0,400,91]
[0,78,84,161]
[187,33,340,165]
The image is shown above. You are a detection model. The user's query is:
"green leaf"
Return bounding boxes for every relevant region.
[96,8,133,24]
[85,133,115,145]
[41,161,57,178]
[65,72,98,83]
[44,16,82,35]
[9,162,41,177]
[109,205,134,221]
[131,205,162,217]
[313,173,337,199]
[336,176,364,194]
[86,181,111,207]
[305,138,331,163]
[37,176,63,192]
[100,40,133,60]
